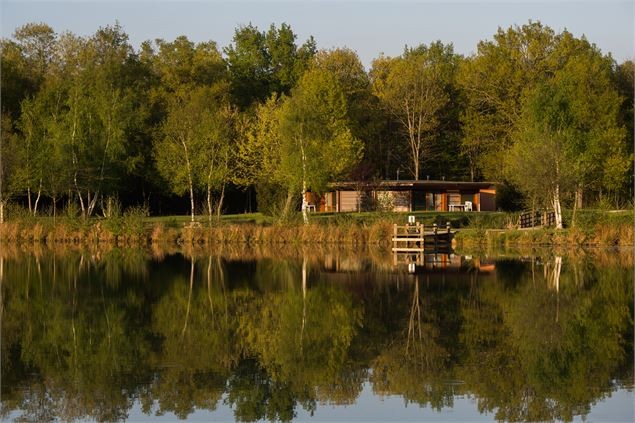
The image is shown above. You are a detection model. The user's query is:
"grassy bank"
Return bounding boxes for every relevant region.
[0,209,632,247]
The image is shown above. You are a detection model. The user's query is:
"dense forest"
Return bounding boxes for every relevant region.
[1,21,633,222]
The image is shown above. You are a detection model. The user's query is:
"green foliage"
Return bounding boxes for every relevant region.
[1,19,632,223]
[278,68,363,194]
[256,182,294,218]
[372,41,458,180]
[225,23,315,109]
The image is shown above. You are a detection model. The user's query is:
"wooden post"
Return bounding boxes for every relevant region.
[433,223,438,249]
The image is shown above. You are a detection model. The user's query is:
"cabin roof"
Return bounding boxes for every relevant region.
[328,180,498,191]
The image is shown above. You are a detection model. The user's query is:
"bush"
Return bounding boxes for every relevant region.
[375,192,395,212]
[122,205,149,237]
[256,182,293,217]
[5,203,33,222]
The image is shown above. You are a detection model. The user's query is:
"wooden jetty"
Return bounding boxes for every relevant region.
[392,222,456,252]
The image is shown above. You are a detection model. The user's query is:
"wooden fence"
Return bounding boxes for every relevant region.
[519,210,556,228]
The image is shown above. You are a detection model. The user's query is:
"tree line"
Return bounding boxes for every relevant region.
[1,21,632,223]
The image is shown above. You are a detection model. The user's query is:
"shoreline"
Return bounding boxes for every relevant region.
[1,212,633,248]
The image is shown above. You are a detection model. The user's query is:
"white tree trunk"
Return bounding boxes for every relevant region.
[182,142,195,223]
[189,180,195,223]
[74,172,86,218]
[27,186,32,214]
[300,138,308,224]
[206,182,213,227]
[33,179,42,216]
[553,184,563,229]
[301,181,308,224]
[216,183,225,221]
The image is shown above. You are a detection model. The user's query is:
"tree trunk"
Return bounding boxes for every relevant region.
[74,173,86,218]
[301,180,308,224]
[575,186,583,209]
[87,190,98,217]
[33,179,42,216]
[0,200,4,224]
[189,179,195,223]
[216,183,225,221]
[282,189,294,220]
[52,196,57,222]
[571,189,578,228]
[27,186,32,214]
[182,143,195,223]
[206,182,213,228]
[553,184,563,229]
[300,138,308,225]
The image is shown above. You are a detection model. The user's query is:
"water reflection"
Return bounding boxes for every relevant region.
[1,245,633,422]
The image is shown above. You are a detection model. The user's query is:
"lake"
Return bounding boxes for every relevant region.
[1,244,633,422]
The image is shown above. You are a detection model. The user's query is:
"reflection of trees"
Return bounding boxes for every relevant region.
[1,248,633,422]
[458,256,634,421]
[237,257,364,413]
[1,251,149,422]
[143,255,238,419]
[371,275,455,410]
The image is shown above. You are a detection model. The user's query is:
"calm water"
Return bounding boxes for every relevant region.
[1,245,633,422]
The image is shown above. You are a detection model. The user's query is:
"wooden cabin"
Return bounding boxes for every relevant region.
[306,180,497,212]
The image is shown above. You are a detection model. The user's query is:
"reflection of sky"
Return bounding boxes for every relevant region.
[1,1,633,68]
[9,384,625,422]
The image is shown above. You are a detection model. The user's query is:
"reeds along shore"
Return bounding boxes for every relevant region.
[0,218,633,247]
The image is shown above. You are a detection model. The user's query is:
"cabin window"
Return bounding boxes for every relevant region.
[448,192,461,205]
[426,193,435,211]
[412,191,426,211]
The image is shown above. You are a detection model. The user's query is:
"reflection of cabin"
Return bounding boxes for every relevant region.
[306,180,497,212]
[321,253,495,274]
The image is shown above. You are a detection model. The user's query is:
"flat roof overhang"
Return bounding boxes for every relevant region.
[328,180,498,191]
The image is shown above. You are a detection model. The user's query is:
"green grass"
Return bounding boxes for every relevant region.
[145,212,273,226]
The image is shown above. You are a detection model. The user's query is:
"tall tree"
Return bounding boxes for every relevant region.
[154,85,232,222]
[225,23,315,109]
[0,114,20,223]
[506,85,577,229]
[372,42,454,180]
[458,21,557,181]
[313,48,385,179]
[278,69,363,223]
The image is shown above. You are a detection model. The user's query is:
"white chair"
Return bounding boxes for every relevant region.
[464,201,473,212]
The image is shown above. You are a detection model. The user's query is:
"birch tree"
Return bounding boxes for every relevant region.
[198,102,237,225]
[278,69,362,223]
[155,88,207,223]
[155,86,232,223]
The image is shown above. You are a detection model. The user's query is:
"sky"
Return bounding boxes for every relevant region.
[1,0,633,67]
